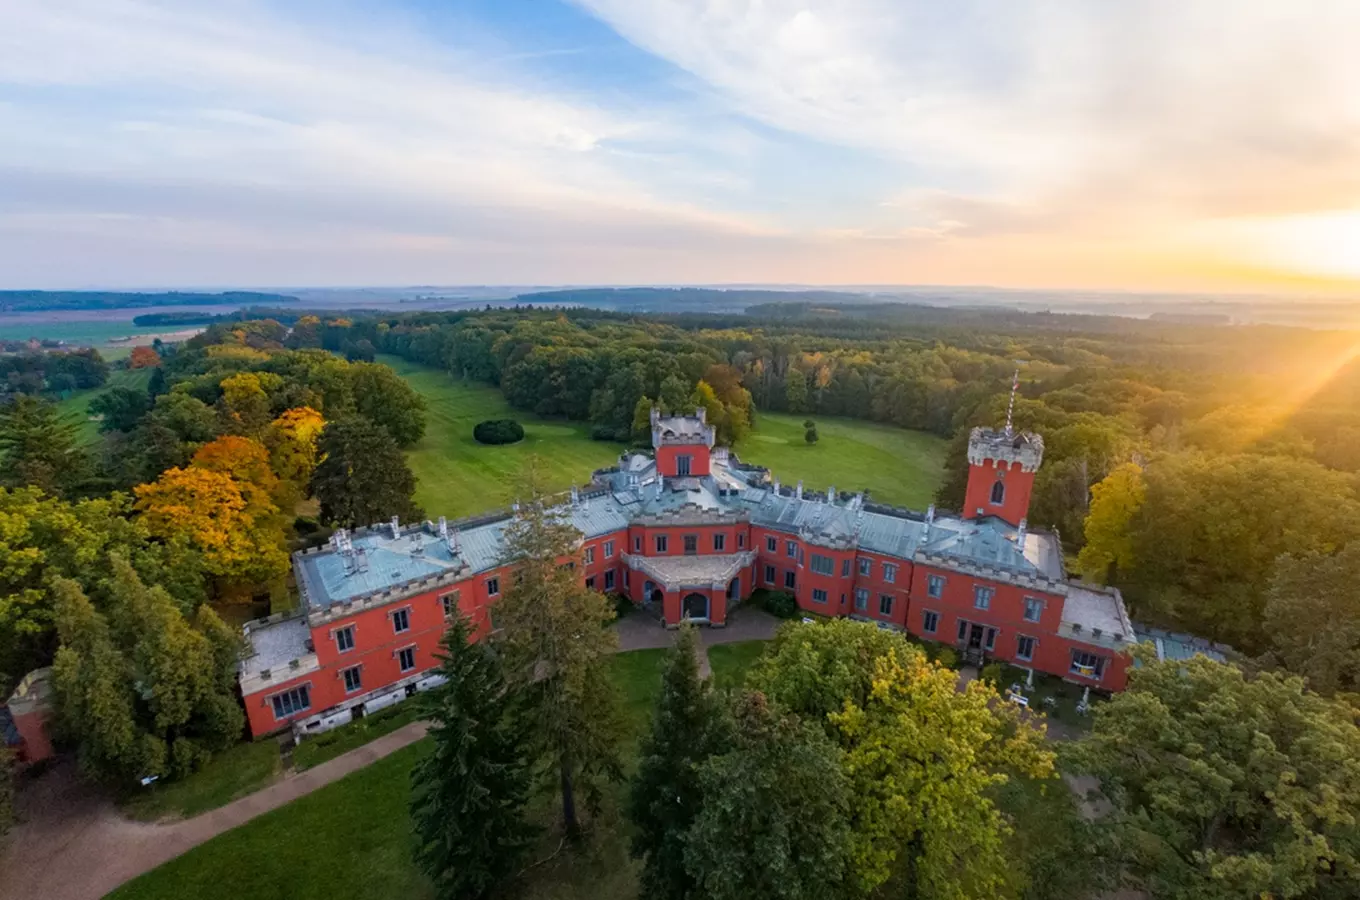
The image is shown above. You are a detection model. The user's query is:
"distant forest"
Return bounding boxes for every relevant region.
[513,287,882,312]
[0,290,299,311]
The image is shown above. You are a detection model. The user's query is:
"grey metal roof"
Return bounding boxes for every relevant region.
[244,617,311,672]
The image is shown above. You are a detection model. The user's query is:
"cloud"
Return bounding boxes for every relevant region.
[574,0,1360,230]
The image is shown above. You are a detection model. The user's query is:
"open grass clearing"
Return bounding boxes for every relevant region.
[119,739,282,822]
[384,356,948,519]
[706,640,769,693]
[52,367,152,444]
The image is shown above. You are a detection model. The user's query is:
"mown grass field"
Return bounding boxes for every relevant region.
[735,411,946,510]
[53,367,152,444]
[385,356,948,517]
[380,356,625,518]
[109,647,686,900]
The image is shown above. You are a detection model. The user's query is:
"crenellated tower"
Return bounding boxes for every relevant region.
[651,406,715,478]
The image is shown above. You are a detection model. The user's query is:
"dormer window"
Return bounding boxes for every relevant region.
[990,480,1005,505]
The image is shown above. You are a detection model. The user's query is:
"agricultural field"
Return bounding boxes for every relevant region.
[385,357,948,519]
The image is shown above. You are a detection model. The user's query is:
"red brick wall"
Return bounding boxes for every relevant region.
[656,444,711,477]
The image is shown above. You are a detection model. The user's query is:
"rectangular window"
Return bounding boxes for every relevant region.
[879,594,894,616]
[440,590,460,618]
[784,570,796,590]
[342,666,362,694]
[766,536,777,553]
[957,619,969,642]
[738,533,745,549]
[335,626,354,653]
[655,535,669,553]
[841,558,851,577]
[676,454,692,476]
[974,586,993,610]
[584,546,595,565]
[922,610,939,634]
[586,576,596,590]
[812,588,828,604]
[927,575,945,598]
[1016,635,1036,661]
[604,540,615,559]
[634,536,641,553]
[985,627,997,651]
[683,534,697,555]
[392,608,410,634]
[270,685,311,720]
[398,647,416,672]
[810,554,834,575]
[786,540,798,559]
[764,564,776,584]
[1023,597,1043,623]
[858,558,872,577]
[486,577,500,597]
[855,588,869,611]
[604,570,615,591]
[883,563,897,584]
[714,533,726,551]
[1070,651,1107,679]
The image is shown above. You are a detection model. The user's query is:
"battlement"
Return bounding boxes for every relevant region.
[967,427,1044,473]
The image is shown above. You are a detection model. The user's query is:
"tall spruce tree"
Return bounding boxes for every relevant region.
[411,613,537,900]
[629,625,733,900]
[0,395,89,497]
[495,460,624,838]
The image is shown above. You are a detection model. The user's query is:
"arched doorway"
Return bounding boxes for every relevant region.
[726,577,740,601]
[682,592,709,620]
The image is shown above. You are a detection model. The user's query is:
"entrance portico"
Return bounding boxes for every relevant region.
[625,551,756,626]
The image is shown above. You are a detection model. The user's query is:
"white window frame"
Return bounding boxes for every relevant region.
[584,546,595,565]
[439,590,460,618]
[858,558,871,577]
[927,574,945,598]
[604,540,615,559]
[269,684,311,720]
[974,586,993,610]
[342,665,363,694]
[764,564,776,584]
[714,533,726,551]
[766,536,777,553]
[879,594,894,616]
[391,607,411,634]
[335,625,355,653]
[486,577,500,597]
[604,569,615,591]
[810,553,834,576]
[397,645,417,673]
[786,540,797,559]
[1016,635,1036,661]
[883,563,897,584]
[922,610,939,634]
[855,588,869,611]
[655,535,669,553]
[1023,597,1043,623]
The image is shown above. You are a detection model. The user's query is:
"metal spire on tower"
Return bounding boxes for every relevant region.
[1004,365,1019,436]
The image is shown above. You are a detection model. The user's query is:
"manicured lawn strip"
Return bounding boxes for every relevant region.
[379,356,624,519]
[706,640,769,693]
[109,742,434,900]
[54,368,152,444]
[119,738,282,822]
[735,411,947,510]
[109,649,671,900]
[292,704,424,771]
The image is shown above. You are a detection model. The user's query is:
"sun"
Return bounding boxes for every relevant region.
[1224,210,1360,281]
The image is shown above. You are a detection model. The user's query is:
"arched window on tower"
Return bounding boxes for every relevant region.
[990,480,1005,505]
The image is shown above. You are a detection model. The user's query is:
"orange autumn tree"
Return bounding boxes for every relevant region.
[191,435,285,508]
[128,346,160,369]
[267,406,325,490]
[134,466,288,591]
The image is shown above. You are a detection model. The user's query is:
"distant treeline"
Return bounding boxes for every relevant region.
[132,312,224,327]
[0,290,299,311]
[513,287,879,312]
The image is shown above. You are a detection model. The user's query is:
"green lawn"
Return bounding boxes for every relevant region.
[380,356,624,518]
[120,739,282,822]
[384,356,948,518]
[111,649,671,900]
[707,640,769,693]
[735,411,946,510]
[53,367,152,444]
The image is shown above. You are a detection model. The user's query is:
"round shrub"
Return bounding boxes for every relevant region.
[473,419,525,445]
[753,589,799,619]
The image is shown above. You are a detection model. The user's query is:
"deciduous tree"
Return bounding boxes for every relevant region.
[349,361,426,447]
[90,387,151,433]
[128,346,160,369]
[683,692,853,900]
[1076,462,1144,582]
[411,613,537,900]
[1070,652,1360,900]
[494,463,624,838]
[1263,544,1360,696]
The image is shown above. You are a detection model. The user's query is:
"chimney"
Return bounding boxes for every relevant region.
[923,504,935,540]
[1016,517,1027,547]
[390,516,400,539]
[570,486,579,506]
[696,406,706,423]
[437,516,448,539]
[795,480,804,500]
[772,477,781,495]
[827,485,836,504]
[512,500,520,512]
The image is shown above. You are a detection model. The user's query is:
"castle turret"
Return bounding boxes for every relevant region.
[963,426,1043,525]
[650,406,715,478]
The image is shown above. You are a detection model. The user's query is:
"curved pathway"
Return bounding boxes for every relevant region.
[0,721,429,900]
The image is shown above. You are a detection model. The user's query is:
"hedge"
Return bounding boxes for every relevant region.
[472,419,525,445]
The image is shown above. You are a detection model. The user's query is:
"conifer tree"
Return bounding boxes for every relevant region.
[411,613,537,900]
[495,459,625,838]
[629,625,733,900]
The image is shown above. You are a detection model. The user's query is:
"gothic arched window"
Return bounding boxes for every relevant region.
[990,480,1005,505]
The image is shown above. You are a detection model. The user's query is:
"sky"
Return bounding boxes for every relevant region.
[2,0,1359,293]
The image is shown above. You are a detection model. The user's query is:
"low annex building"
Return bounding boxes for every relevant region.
[239,406,1137,738]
